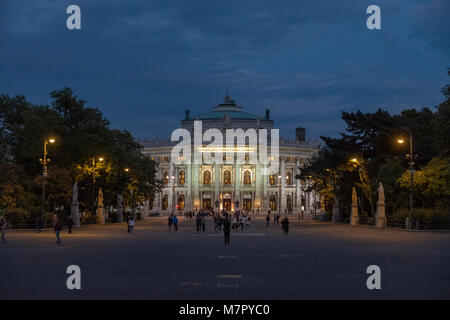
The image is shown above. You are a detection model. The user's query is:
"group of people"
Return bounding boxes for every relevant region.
[167,214,179,231]
[1,207,293,246]
[265,211,282,227]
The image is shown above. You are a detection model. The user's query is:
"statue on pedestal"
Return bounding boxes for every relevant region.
[376,182,386,228]
[71,182,80,227]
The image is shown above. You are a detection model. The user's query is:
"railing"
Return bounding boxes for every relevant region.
[357,216,375,226]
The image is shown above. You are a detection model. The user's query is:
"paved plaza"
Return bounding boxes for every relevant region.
[1,216,449,299]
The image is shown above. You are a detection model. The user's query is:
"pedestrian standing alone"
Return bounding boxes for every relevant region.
[128,217,135,233]
[0,216,7,243]
[201,214,206,232]
[168,214,173,230]
[54,218,62,244]
[223,217,231,245]
[281,216,289,235]
[245,216,251,231]
[196,214,201,232]
[266,213,270,227]
[36,217,42,233]
[172,215,178,231]
[67,218,74,234]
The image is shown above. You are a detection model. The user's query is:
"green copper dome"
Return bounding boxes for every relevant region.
[193,93,260,120]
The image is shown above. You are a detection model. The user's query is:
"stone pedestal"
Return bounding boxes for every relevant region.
[332,197,339,223]
[71,201,80,227]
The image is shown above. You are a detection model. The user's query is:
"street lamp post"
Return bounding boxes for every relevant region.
[91,157,104,217]
[397,127,415,224]
[40,137,55,216]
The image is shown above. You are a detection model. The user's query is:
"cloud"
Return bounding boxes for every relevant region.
[0,0,448,142]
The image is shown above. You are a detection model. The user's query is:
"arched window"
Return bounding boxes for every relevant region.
[163,171,169,185]
[223,170,231,185]
[269,175,276,185]
[162,194,168,210]
[270,195,277,210]
[203,170,211,185]
[178,170,185,185]
[243,170,251,185]
[286,172,292,185]
[178,194,185,210]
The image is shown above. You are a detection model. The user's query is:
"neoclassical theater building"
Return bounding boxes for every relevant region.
[143,94,320,215]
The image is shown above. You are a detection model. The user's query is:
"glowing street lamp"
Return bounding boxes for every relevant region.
[40,137,56,214]
[91,156,105,216]
[396,127,416,226]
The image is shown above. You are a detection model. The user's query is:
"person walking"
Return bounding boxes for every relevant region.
[201,214,206,232]
[266,213,270,227]
[67,218,74,234]
[172,215,178,231]
[196,214,201,232]
[54,218,62,245]
[128,217,135,233]
[36,217,42,233]
[245,215,251,232]
[0,216,7,243]
[281,216,290,235]
[168,214,173,230]
[223,217,231,245]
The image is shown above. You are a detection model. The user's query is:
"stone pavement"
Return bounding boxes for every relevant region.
[1,216,449,299]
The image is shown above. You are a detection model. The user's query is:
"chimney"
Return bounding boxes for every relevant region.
[265,109,270,120]
[296,127,305,142]
[185,109,190,120]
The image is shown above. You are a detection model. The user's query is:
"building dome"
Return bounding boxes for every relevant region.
[193,93,260,120]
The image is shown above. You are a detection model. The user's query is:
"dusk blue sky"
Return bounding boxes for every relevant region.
[1,0,448,141]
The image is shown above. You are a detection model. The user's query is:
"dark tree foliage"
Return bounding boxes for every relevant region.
[298,70,450,218]
[0,88,161,218]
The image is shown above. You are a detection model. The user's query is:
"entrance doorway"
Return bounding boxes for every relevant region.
[223,199,231,211]
[202,199,211,210]
[243,199,252,211]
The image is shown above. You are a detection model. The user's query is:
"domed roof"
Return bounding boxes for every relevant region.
[193,93,259,120]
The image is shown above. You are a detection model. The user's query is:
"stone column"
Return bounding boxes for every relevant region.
[214,163,220,209]
[234,162,240,210]
[296,160,301,211]
[186,162,192,210]
[280,157,286,213]
[375,182,386,228]
[168,162,175,210]
[193,163,199,211]
[350,187,359,226]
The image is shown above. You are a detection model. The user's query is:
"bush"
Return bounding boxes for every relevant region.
[2,207,31,228]
[392,207,450,229]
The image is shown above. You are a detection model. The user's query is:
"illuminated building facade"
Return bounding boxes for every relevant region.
[143,94,320,214]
